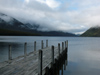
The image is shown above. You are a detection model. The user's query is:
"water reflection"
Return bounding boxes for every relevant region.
[63,37,100,75]
[59,53,68,75]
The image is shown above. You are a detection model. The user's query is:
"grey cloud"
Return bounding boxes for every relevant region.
[24,0,53,12]
[0,14,12,22]
[0,0,100,34]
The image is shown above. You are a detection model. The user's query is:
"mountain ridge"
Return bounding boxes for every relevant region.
[81,26,100,37]
[0,13,77,36]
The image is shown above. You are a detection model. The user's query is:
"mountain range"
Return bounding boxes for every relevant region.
[0,13,76,36]
[81,26,100,37]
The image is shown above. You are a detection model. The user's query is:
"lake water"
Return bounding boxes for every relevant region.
[0,36,100,75]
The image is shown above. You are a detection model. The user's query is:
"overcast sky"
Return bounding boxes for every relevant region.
[0,0,100,34]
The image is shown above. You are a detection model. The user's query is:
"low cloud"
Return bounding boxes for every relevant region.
[0,14,12,22]
[0,0,100,34]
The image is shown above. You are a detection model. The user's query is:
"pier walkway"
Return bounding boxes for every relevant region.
[0,40,68,75]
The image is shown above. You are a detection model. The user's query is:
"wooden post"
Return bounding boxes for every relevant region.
[43,43,44,48]
[67,40,68,48]
[62,42,64,51]
[34,41,36,51]
[51,46,54,63]
[8,45,12,61]
[63,42,65,50]
[24,42,27,58]
[65,41,67,49]
[46,40,48,47]
[58,43,60,56]
[38,50,43,75]
[41,40,43,49]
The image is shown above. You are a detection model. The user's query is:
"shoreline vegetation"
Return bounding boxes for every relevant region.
[0,28,41,36]
[81,26,100,37]
[1,26,100,37]
[0,28,76,36]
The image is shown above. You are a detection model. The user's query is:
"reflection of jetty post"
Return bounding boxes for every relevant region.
[1,40,68,75]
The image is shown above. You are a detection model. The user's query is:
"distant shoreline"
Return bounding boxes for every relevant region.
[0,28,77,37]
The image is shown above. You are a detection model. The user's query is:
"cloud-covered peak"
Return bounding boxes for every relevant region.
[0,13,12,22]
[0,0,100,34]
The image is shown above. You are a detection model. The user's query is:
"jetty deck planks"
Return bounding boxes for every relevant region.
[0,47,60,75]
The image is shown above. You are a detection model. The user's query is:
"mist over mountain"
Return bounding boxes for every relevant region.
[0,13,39,31]
[0,13,76,36]
[81,26,100,37]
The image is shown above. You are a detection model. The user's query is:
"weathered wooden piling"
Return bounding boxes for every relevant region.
[34,41,36,51]
[67,40,68,48]
[8,45,12,62]
[51,46,54,63]
[65,41,67,48]
[41,40,43,49]
[24,42,27,58]
[58,43,60,56]
[62,42,64,51]
[38,50,43,75]
[46,40,48,47]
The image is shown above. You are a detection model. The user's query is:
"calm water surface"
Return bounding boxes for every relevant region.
[0,36,100,75]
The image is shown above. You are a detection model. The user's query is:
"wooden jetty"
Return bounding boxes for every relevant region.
[0,40,68,75]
